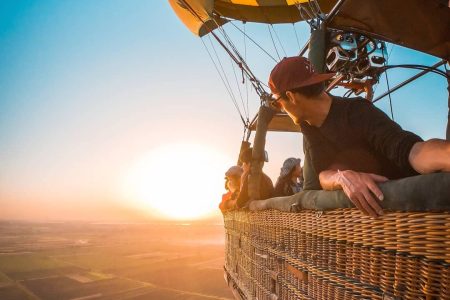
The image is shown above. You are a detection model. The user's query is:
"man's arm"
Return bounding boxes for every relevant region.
[318,100,416,217]
[319,101,449,217]
[409,139,450,173]
[354,100,422,175]
[319,138,450,216]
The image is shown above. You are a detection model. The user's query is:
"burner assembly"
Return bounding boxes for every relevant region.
[325,31,387,97]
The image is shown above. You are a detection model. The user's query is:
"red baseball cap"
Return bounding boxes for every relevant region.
[268,56,335,97]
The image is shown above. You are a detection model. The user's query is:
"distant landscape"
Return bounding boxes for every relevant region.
[0,221,233,300]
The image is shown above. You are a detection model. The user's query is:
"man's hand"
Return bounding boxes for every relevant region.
[319,170,388,217]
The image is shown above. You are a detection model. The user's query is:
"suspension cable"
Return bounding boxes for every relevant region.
[382,47,394,120]
[201,37,246,125]
[271,24,287,57]
[372,44,395,96]
[210,19,267,96]
[292,23,301,51]
[229,22,278,63]
[230,56,248,119]
[207,35,241,110]
[178,0,267,97]
[243,22,250,121]
[210,20,264,86]
[267,25,281,61]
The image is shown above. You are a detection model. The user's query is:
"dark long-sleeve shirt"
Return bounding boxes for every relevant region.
[302,96,422,190]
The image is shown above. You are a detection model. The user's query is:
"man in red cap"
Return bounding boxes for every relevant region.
[269,56,450,217]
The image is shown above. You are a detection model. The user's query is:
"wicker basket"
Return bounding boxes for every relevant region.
[223,209,450,300]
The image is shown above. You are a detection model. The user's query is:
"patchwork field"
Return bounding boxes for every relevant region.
[0,221,233,300]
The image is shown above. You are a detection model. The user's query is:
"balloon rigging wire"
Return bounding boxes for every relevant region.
[209,18,270,97]
[271,24,287,57]
[214,23,248,119]
[200,36,246,125]
[211,20,267,96]
[176,0,266,97]
[229,21,278,63]
[229,55,249,120]
[243,22,250,120]
[267,25,281,61]
[372,44,395,96]
[292,23,301,51]
[207,35,240,108]
[343,89,354,98]
[383,47,394,120]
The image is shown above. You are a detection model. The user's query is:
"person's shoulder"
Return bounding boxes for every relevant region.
[327,95,369,119]
[331,95,371,108]
[333,96,382,120]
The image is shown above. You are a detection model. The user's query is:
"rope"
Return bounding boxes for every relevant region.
[243,22,249,122]
[268,25,281,61]
[230,56,248,119]
[382,47,395,120]
[230,22,278,63]
[212,20,267,96]
[201,37,246,125]
[207,36,240,108]
[177,0,267,97]
[343,89,354,98]
[271,24,287,57]
[372,43,395,96]
[293,23,301,51]
[388,44,395,59]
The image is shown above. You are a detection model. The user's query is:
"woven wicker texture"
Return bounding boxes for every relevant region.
[223,209,450,300]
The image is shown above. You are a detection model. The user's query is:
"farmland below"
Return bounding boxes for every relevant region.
[0,220,233,300]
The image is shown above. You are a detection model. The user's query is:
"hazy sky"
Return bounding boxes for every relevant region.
[1,1,448,221]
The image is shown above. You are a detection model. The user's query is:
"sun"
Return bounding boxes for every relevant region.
[122,143,233,220]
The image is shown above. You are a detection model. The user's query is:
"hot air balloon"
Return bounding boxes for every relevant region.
[169,1,450,299]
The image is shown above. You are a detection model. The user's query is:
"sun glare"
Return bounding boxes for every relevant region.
[122,143,232,220]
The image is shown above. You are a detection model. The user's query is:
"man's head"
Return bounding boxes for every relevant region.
[268,56,334,124]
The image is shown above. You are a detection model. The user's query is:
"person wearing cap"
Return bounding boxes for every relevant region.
[235,148,274,208]
[219,166,243,212]
[268,56,450,218]
[274,157,303,197]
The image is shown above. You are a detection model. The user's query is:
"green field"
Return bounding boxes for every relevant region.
[0,254,70,274]
[0,285,34,300]
[22,277,144,300]
[0,254,83,281]
[53,253,155,272]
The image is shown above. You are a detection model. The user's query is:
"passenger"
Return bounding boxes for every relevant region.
[235,148,274,208]
[219,166,243,212]
[274,157,303,197]
[268,56,450,217]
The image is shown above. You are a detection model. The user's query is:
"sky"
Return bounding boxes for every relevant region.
[0,1,448,221]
